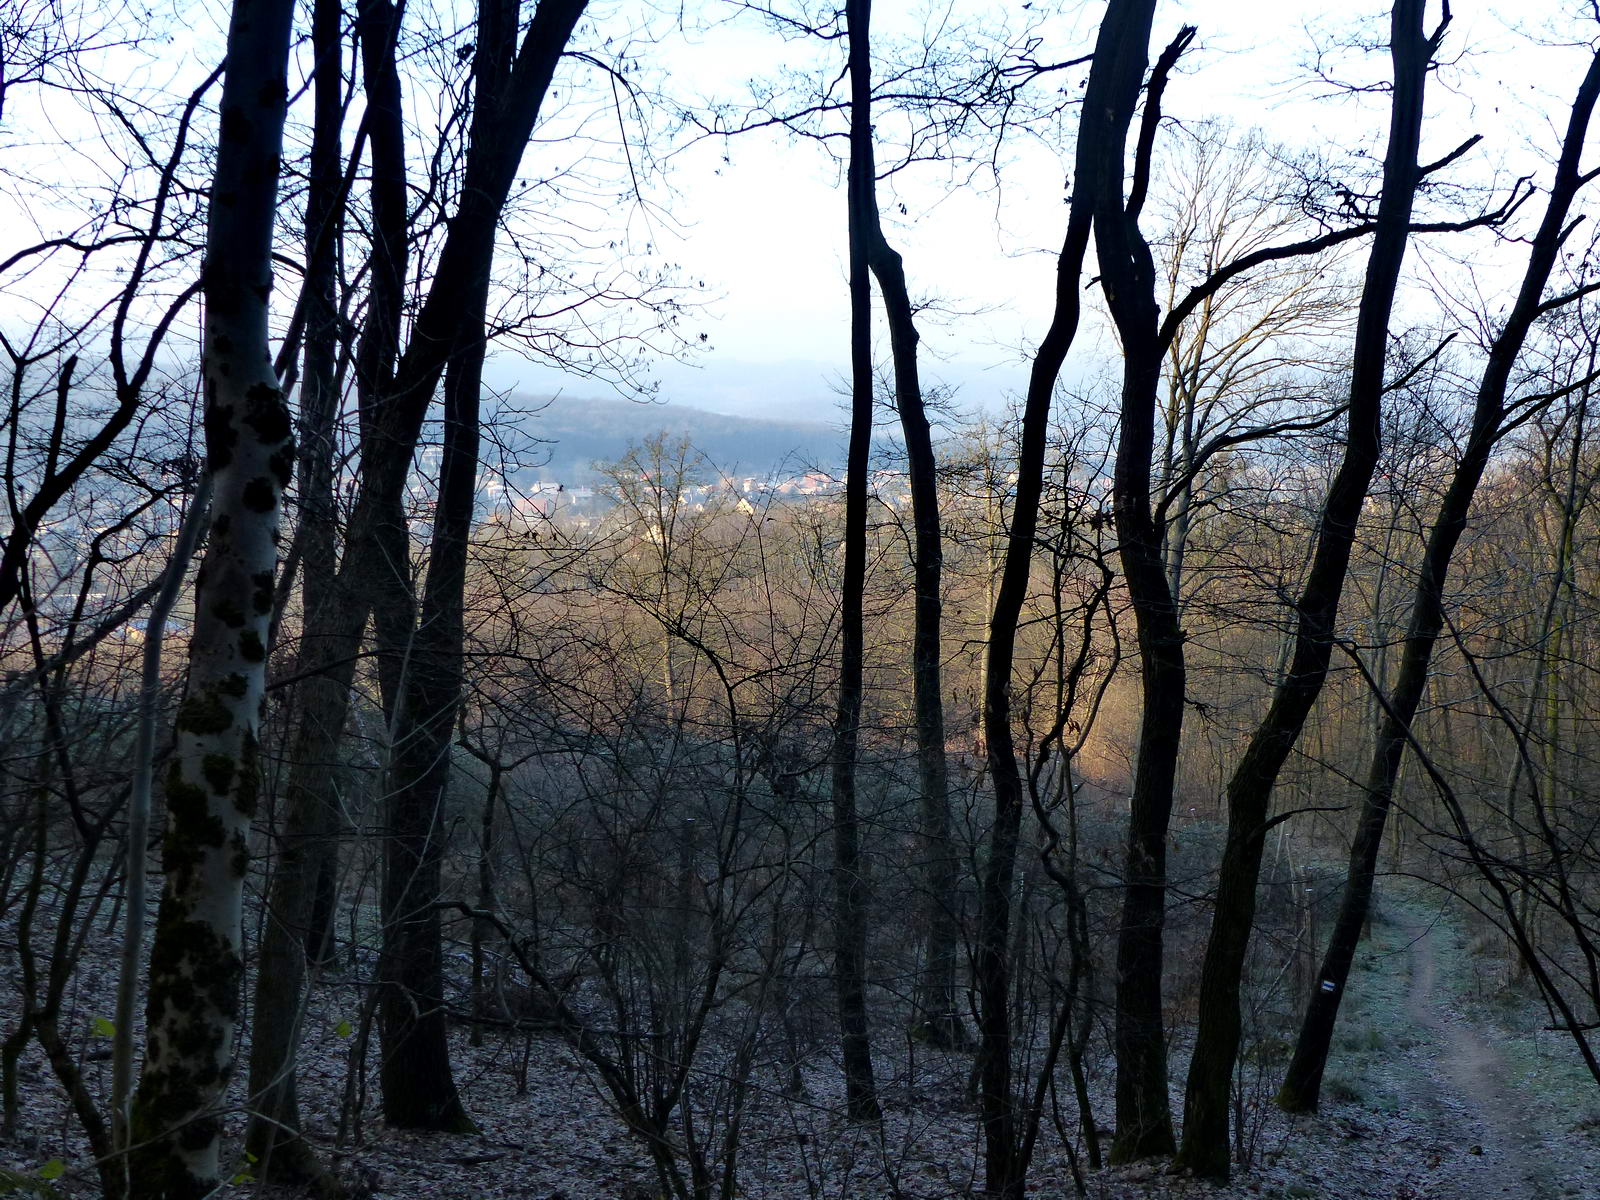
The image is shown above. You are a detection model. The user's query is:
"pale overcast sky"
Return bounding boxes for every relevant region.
[2,1,1592,425]
[488,0,1595,421]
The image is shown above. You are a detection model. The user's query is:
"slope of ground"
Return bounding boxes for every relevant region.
[3,886,1597,1198]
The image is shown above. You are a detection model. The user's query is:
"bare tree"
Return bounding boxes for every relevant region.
[127,0,296,1192]
[245,0,594,1141]
[376,0,592,1131]
[972,2,1103,1187]
[1178,0,1457,1171]
[829,0,883,1122]
[1277,36,1600,1117]
[243,0,350,1181]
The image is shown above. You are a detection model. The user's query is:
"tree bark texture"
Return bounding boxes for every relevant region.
[128,1,295,1193]
[113,477,211,1185]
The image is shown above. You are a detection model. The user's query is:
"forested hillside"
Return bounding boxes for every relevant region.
[3,1,1599,1198]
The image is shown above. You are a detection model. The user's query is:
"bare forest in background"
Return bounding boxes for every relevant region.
[3,0,1600,1197]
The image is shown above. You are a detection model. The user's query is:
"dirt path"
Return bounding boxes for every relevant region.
[1403,921,1550,1199]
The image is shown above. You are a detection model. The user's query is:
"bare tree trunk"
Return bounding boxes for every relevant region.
[842,0,963,1053]
[244,0,347,1180]
[354,0,418,736]
[971,4,1106,1188]
[1278,40,1600,1116]
[831,0,881,1121]
[374,0,591,1128]
[1087,11,1189,1163]
[128,1,295,1192]
[377,348,481,1132]
[1176,1,1440,1175]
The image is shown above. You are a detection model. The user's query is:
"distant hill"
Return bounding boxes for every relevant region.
[504,393,849,484]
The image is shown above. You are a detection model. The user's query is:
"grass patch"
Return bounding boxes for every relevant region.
[1335,1025,1385,1054]
[1312,887,1433,1114]
[1322,1076,1364,1105]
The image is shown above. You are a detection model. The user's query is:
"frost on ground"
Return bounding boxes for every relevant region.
[3,887,1596,1199]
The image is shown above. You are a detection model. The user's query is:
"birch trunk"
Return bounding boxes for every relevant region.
[129,1,295,1193]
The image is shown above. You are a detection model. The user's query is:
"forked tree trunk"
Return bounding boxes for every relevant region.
[128,1,295,1193]
[1085,7,1187,1163]
[831,0,882,1122]
[373,0,591,1129]
[1278,41,1600,1117]
[243,0,590,1140]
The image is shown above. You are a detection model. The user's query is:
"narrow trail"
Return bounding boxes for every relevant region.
[1403,921,1549,1199]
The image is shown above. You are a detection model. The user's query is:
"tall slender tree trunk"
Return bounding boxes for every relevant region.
[971,3,1110,1187]
[1086,11,1189,1163]
[128,1,295,1193]
[831,0,881,1122]
[1278,42,1600,1116]
[377,348,482,1131]
[1175,1,1439,1175]
[244,0,347,1182]
[372,0,591,1128]
[841,1,962,1051]
[353,0,418,737]
[896,309,963,1047]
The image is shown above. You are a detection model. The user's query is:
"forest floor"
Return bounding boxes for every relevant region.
[3,886,1597,1199]
[1085,888,1599,1200]
[1400,915,1546,1197]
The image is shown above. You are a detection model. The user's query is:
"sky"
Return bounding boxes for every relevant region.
[485,0,1598,423]
[3,1,1595,428]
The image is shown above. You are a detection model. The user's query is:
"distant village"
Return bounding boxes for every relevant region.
[19,450,923,636]
[474,461,918,525]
